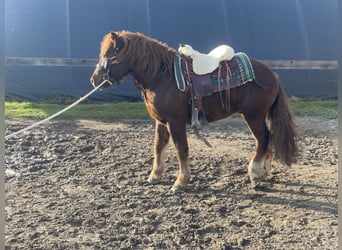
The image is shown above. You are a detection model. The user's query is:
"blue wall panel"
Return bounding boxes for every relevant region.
[5,0,338,101]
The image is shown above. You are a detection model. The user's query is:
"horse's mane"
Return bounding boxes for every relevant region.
[101,31,177,78]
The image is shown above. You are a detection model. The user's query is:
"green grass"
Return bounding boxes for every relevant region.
[5,102,150,120]
[289,99,337,120]
[5,99,338,120]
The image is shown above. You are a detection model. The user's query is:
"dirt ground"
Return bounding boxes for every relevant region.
[5,116,337,249]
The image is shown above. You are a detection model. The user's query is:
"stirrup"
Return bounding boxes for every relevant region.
[191,107,200,128]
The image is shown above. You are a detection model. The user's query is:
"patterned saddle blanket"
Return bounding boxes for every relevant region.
[174,52,256,97]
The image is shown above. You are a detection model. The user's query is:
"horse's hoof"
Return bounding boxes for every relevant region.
[251,181,259,189]
[170,185,182,193]
[170,183,188,193]
[250,177,263,189]
[147,176,161,185]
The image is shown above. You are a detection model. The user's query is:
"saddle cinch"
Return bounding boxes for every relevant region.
[175,44,256,127]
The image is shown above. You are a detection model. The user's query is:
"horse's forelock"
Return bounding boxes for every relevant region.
[100,33,117,57]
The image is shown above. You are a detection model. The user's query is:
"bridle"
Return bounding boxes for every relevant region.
[96,55,116,85]
[96,35,124,86]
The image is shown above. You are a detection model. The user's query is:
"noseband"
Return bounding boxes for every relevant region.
[96,36,124,85]
[96,57,115,85]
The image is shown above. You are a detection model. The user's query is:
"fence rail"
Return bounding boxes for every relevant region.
[5,57,338,70]
[262,60,338,70]
[5,57,97,67]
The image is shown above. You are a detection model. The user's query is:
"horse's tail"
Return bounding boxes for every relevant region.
[268,83,299,166]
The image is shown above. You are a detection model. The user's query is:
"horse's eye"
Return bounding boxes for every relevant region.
[104,48,119,59]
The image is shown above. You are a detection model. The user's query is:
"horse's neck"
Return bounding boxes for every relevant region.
[128,38,176,90]
[131,60,171,91]
[131,69,159,91]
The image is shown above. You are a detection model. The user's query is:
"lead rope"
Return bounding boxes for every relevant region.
[5,80,108,140]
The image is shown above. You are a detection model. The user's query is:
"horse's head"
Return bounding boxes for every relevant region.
[90,31,129,89]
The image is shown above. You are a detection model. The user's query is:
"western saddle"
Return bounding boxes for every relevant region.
[178,44,235,75]
[178,44,236,127]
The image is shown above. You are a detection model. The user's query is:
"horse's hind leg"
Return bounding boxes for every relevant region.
[148,120,170,184]
[244,114,272,187]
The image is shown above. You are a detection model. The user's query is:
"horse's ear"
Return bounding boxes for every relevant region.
[110,31,118,41]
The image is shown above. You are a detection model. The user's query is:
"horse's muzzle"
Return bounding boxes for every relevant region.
[90,70,115,89]
[90,77,96,88]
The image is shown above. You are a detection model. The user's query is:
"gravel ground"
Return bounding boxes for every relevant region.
[5,116,337,249]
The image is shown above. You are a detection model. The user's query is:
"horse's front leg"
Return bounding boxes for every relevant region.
[148,120,170,184]
[167,121,190,192]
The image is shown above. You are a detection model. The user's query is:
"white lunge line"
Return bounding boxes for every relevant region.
[5,80,107,140]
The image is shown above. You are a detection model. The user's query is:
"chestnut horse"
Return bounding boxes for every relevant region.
[90,30,298,192]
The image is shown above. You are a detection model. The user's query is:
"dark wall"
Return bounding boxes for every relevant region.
[5,0,338,101]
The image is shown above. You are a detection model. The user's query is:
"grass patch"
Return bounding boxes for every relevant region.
[5,102,150,120]
[289,99,337,120]
[5,99,338,120]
